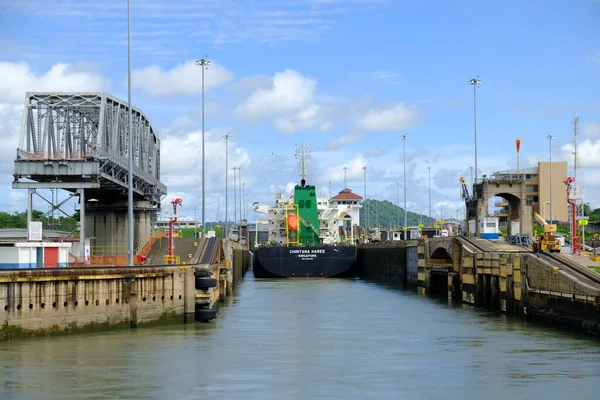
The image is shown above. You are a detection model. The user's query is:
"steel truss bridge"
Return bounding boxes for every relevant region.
[12,92,168,261]
[13,92,167,203]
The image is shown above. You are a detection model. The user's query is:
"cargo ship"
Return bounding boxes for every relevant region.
[252,143,360,278]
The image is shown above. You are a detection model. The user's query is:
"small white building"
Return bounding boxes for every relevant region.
[329,188,363,239]
[0,242,72,269]
[153,220,198,230]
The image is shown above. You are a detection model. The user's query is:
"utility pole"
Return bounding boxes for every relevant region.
[232,166,238,226]
[223,134,231,239]
[546,134,554,224]
[196,56,210,240]
[238,167,242,223]
[362,166,368,231]
[428,166,432,226]
[468,77,481,184]
[396,182,400,229]
[401,134,409,232]
[126,0,134,265]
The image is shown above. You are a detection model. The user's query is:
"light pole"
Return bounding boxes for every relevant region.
[470,165,473,188]
[362,166,368,232]
[223,134,231,239]
[343,166,347,188]
[232,166,238,226]
[468,77,481,184]
[242,182,246,220]
[196,56,210,239]
[428,166,432,226]
[127,0,134,265]
[546,134,555,223]
[238,167,243,223]
[401,134,409,233]
[396,181,400,229]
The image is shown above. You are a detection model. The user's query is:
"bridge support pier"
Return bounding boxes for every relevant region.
[490,275,500,310]
[447,272,461,301]
[85,201,156,257]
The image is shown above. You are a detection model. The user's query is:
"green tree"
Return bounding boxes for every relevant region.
[359,199,435,228]
[590,208,600,222]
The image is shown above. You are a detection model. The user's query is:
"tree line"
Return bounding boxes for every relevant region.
[0,210,80,229]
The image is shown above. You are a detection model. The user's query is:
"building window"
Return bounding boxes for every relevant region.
[526,185,538,192]
[299,200,305,208]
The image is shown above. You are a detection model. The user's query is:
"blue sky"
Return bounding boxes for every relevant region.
[0,0,599,223]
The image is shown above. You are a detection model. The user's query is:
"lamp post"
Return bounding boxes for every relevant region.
[232,166,238,226]
[223,134,231,239]
[470,165,473,188]
[238,167,242,223]
[401,134,409,233]
[468,77,481,184]
[428,166,432,226]
[546,134,555,224]
[126,0,134,265]
[343,166,347,188]
[362,166,368,232]
[196,56,210,239]
[396,181,400,229]
[242,182,246,220]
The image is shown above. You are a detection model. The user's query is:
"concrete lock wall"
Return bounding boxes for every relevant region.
[232,246,250,285]
[0,265,196,341]
[522,254,600,333]
[356,241,407,287]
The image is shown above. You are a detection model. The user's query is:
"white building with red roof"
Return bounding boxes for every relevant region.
[323,188,363,235]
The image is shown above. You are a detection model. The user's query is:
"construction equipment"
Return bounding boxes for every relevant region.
[459,177,470,200]
[532,212,561,253]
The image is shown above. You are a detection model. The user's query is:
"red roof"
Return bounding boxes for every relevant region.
[331,188,363,200]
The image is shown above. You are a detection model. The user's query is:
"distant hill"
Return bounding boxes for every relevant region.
[359,199,434,228]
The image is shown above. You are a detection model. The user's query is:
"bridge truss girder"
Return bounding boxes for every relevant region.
[13,92,167,206]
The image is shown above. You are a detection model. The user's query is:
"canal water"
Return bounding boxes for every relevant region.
[2,274,600,400]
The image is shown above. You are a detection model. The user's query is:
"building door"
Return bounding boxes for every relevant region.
[44,247,59,268]
[36,247,43,268]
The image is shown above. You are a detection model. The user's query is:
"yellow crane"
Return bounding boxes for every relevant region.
[459,177,470,200]
[532,212,561,253]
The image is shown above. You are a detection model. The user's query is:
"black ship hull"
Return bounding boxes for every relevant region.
[253,246,357,278]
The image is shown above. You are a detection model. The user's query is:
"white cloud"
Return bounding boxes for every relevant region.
[562,139,600,168]
[326,133,361,149]
[321,154,368,187]
[273,105,335,134]
[354,102,422,132]
[582,121,600,137]
[131,60,234,97]
[371,70,402,84]
[587,51,600,63]
[236,69,335,134]
[0,61,109,103]
[236,69,316,120]
[0,103,24,185]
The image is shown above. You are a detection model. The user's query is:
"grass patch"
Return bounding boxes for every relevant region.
[178,226,223,238]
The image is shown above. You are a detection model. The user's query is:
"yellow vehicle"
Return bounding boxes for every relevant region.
[532,212,561,253]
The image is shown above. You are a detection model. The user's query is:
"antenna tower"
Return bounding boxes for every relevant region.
[572,117,585,244]
[295,142,311,182]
